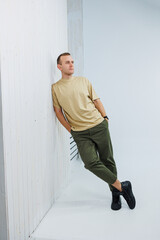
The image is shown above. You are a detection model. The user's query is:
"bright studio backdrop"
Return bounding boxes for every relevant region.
[83,0,160,183]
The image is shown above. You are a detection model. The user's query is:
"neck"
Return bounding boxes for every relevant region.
[61,73,73,79]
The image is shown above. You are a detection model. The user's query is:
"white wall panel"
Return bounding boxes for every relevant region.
[0,1,69,240]
[0,65,8,240]
[67,0,84,76]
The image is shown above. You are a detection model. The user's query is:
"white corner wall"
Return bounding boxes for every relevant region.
[0,1,70,240]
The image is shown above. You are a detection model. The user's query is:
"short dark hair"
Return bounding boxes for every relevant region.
[57,52,71,64]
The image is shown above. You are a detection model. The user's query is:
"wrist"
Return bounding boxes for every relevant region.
[103,115,109,120]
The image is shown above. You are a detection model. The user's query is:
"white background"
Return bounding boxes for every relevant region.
[1,0,160,239]
[83,0,160,180]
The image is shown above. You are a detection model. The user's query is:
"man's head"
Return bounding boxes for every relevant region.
[57,52,74,77]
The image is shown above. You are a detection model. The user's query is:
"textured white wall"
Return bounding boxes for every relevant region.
[67,0,84,76]
[83,0,160,173]
[0,66,8,240]
[67,0,83,162]
[0,1,70,240]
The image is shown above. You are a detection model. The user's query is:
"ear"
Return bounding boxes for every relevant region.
[57,64,62,71]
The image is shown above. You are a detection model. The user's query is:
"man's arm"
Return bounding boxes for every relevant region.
[54,106,72,133]
[93,99,108,121]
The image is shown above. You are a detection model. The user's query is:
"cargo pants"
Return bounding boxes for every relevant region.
[71,119,118,192]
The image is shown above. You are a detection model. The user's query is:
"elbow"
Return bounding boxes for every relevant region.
[54,106,62,115]
[93,98,100,103]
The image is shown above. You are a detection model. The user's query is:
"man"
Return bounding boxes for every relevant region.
[51,52,136,210]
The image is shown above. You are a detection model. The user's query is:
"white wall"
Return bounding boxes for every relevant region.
[0,1,70,240]
[67,0,83,163]
[67,0,84,76]
[83,0,160,176]
[0,66,8,240]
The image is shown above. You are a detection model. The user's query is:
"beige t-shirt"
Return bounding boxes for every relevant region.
[51,76,104,131]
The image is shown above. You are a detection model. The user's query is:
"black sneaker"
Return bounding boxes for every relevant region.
[111,188,121,210]
[121,181,136,209]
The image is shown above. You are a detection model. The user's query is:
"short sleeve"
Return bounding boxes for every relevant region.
[86,78,100,101]
[51,84,61,109]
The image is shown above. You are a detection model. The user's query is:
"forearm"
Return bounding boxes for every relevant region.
[55,111,71,133]
[93,99,108,119]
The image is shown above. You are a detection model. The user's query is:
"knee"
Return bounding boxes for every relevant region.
[84,159,101,170]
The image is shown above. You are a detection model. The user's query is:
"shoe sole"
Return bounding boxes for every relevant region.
[111,204,121,210]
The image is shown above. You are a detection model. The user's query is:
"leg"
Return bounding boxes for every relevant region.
[71,131,117,185]
[91,120,118,191]
[112,179,122,192]
[72,128,123,211]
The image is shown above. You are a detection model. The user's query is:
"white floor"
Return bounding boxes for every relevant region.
[30,147,160,240]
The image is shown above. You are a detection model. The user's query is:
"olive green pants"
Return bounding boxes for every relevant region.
[71,119,118,192]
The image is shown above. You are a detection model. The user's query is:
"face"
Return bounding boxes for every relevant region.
[57,55,74,75]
